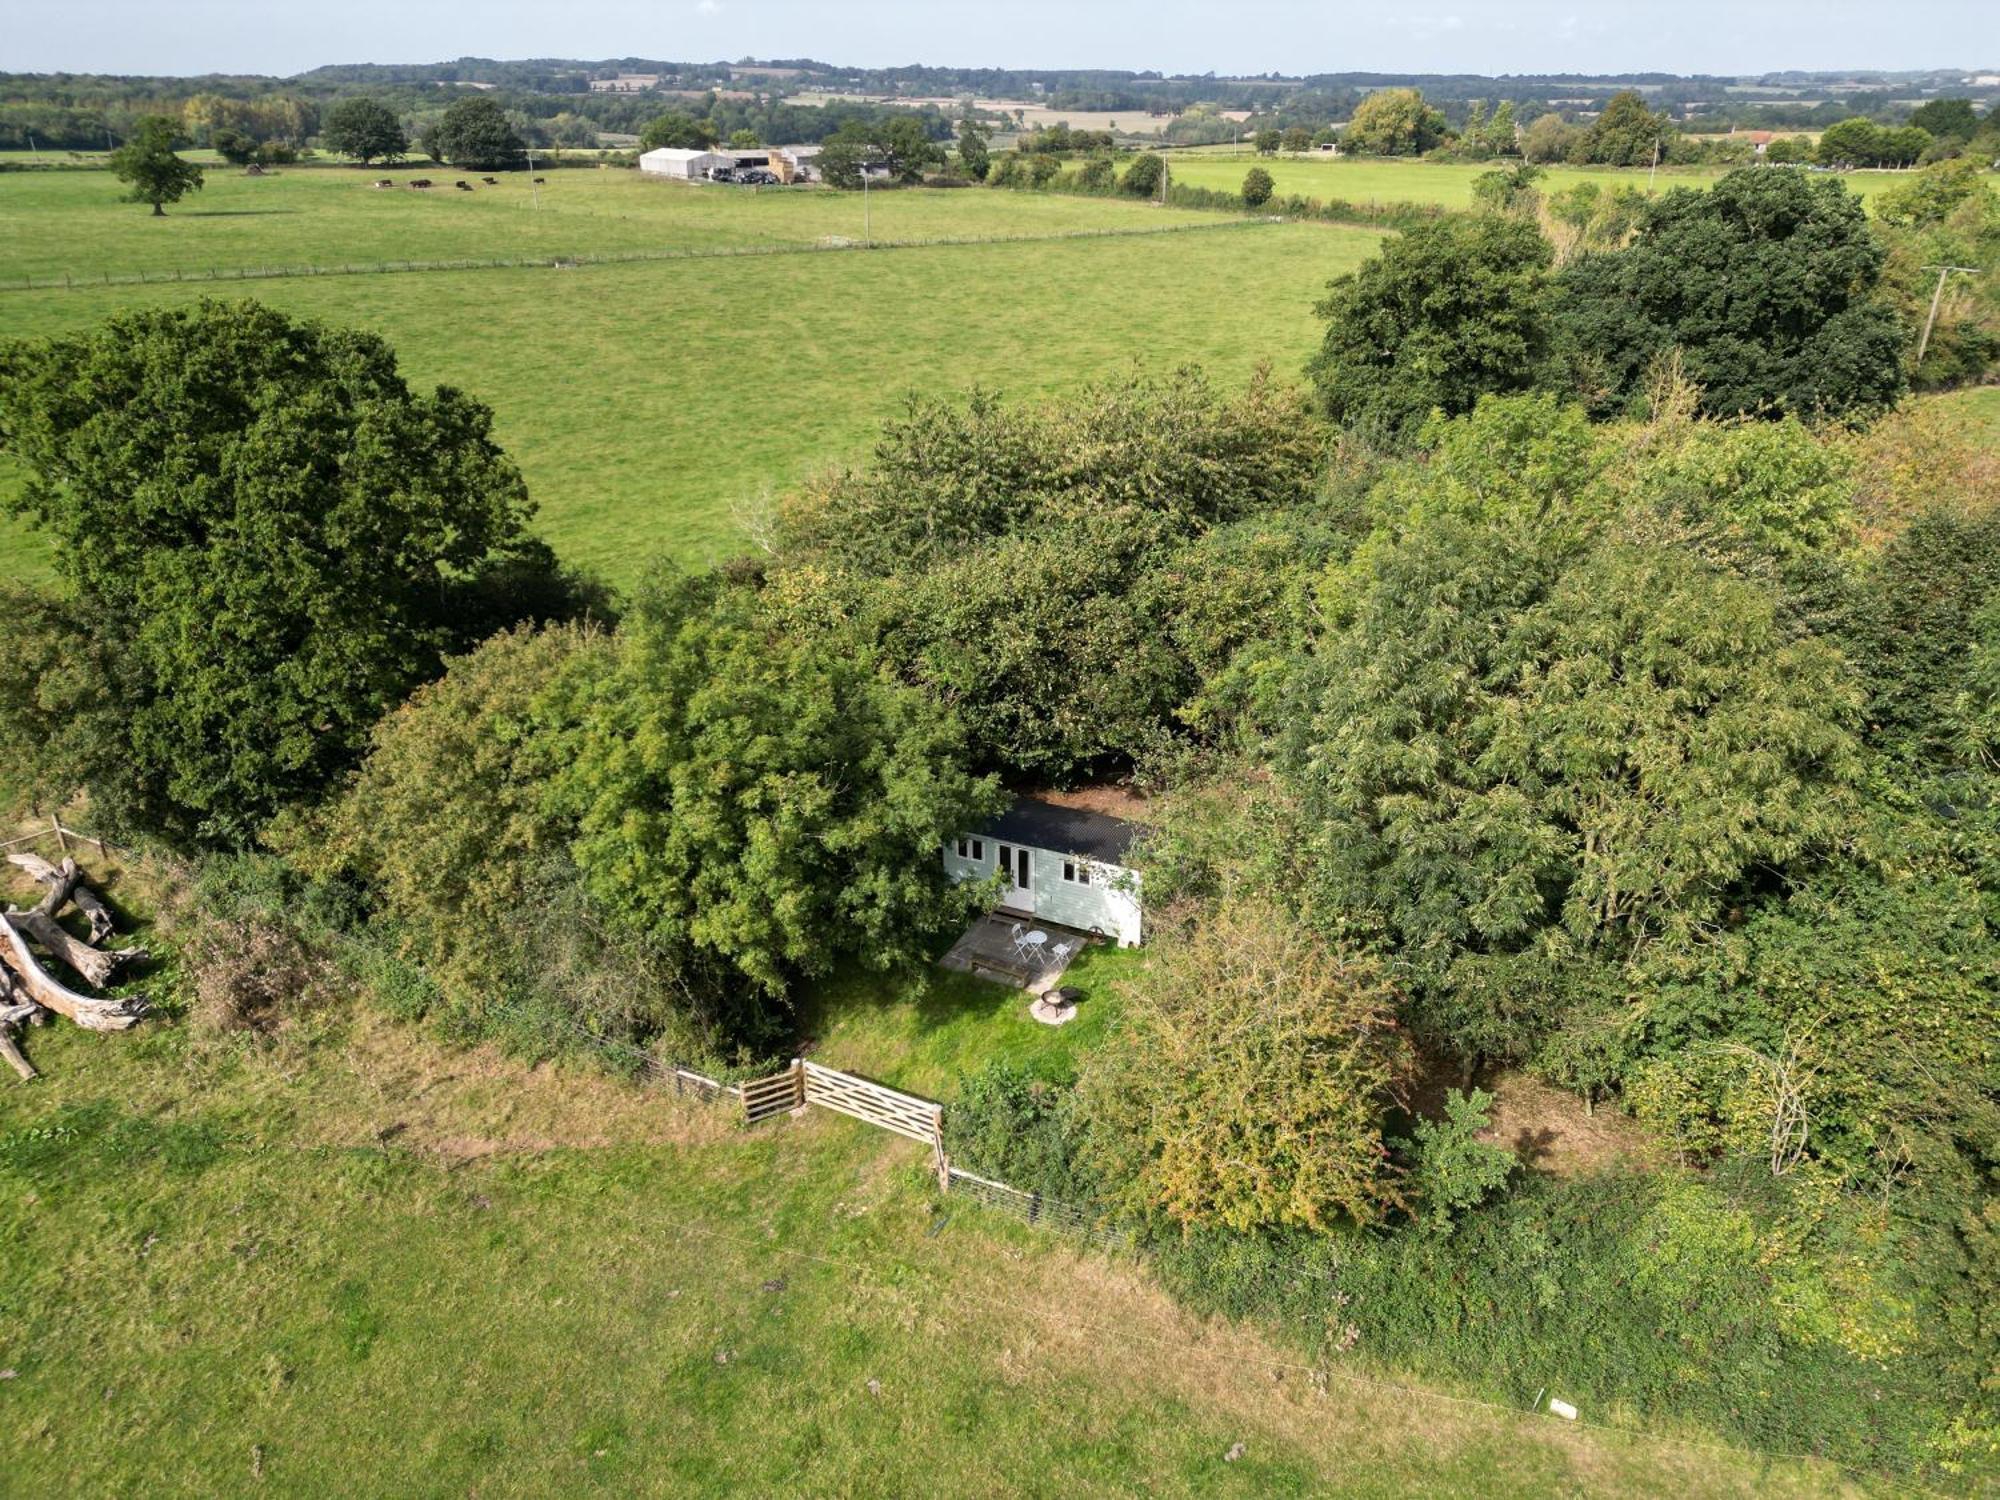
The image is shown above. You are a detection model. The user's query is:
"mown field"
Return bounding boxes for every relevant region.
[0,170,1383,587]
[1159,152,1914,208]
[0,890,1860,1498]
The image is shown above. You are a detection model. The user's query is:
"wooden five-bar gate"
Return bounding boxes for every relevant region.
[732,1057,947,1178]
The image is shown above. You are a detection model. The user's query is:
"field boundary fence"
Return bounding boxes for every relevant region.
[5,216,1284,295]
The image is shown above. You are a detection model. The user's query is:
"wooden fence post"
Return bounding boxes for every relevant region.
[50,816,67,856]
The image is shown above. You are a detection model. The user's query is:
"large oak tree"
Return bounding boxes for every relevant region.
[0,299,576,844]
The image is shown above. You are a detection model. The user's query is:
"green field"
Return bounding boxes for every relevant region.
[0,170,1382,587]
[0,166,1240,284]
[0,924,1857,1497]
[1160,152,1912,208]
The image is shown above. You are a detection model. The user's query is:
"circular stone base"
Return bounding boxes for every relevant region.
[1028,997,1077,1026]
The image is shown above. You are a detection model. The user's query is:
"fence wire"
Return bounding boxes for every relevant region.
[945,1166,1134,1253]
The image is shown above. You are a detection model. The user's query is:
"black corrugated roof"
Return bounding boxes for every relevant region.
[977,796,1140,864]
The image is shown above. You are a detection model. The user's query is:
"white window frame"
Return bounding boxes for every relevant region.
[955,837,986,862]
[1061,859,1091,887]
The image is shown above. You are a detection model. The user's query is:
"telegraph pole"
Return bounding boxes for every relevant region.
[528,146,540,210]
[1648,136,1661,192]
[862,164,870,243]
[1916,264,1980,366]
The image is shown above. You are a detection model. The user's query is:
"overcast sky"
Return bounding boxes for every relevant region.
[8,0,1994,79]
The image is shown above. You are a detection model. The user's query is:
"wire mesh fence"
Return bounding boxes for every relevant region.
[944,1165,1134,1253]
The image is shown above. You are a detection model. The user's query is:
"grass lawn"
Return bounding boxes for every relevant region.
[1159,153,1919,209]
[0,959,1861,1496]
[0,217,1382,588]
[0,167,1238,284]
[802,939,1145,1100]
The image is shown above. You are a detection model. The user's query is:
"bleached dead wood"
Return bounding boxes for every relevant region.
[14,851,79,915]
[0,915,146,1031]
[6,908,142,989]
[8,852,115,942]
[0,1025,33,1081]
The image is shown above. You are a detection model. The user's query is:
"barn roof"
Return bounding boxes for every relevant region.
[978,796,1141,864]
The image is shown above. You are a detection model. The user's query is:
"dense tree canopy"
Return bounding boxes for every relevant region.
[107,115,202,215]
[955,119,990,180]
[1551,169,1906,421]
[549,570,1002,1032]
[1308,215,1552,442]
[1580,89,1674,167]
[1817,117,1932,168]
[1908,97,1979,143]
[0,300,576,844]
[1283,397,1866,1061]
[1342,87,1446,156]
[817,116,943,188]
[427,95,525,170]
[638,110,719,151]
[321,97,407,163]
[775,370,1328,780]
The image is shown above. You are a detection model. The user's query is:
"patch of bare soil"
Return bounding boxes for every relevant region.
[1408,1065,1657,1178]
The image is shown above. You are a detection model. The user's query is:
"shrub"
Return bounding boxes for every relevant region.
[1121,152,1163,197]
[1403,1088,1514,1232]
[1241,166,1274,206]
[1078,901,1411,1233]
[944,1062,1100,1203]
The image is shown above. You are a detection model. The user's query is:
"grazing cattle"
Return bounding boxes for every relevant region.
[455,180,473,190]
[409,178,433,190]
[372,178,394,189]
[481,176,498,185]
[532,176,546,184]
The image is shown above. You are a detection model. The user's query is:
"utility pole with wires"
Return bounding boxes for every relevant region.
[1648,136,1661,192]
[862,164,870,243]
[1916,264,1980,367]
[527,146,540,210]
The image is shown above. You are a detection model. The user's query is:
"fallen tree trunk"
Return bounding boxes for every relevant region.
[71,881,116,946]
[0,959,48,1081]
[8,851,79,916]
[0,1025,33,1081]
[6,909,142,989]
[0,916,146,1031]
[7,852,115,943]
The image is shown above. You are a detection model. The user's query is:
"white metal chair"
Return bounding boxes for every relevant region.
[1008,921,1032,961]
[1044,940,1074,970]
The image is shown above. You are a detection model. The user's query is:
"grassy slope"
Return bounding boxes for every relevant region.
[0,217,1381,588]
[1934,383,2000,443]
[0,990,1862,1498]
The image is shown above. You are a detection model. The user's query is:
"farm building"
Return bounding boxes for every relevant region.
[638,147,727,179]
[639,144,821,182]
[942,796,1143,947]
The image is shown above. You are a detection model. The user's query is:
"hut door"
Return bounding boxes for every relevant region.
[997,844,1033,911]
